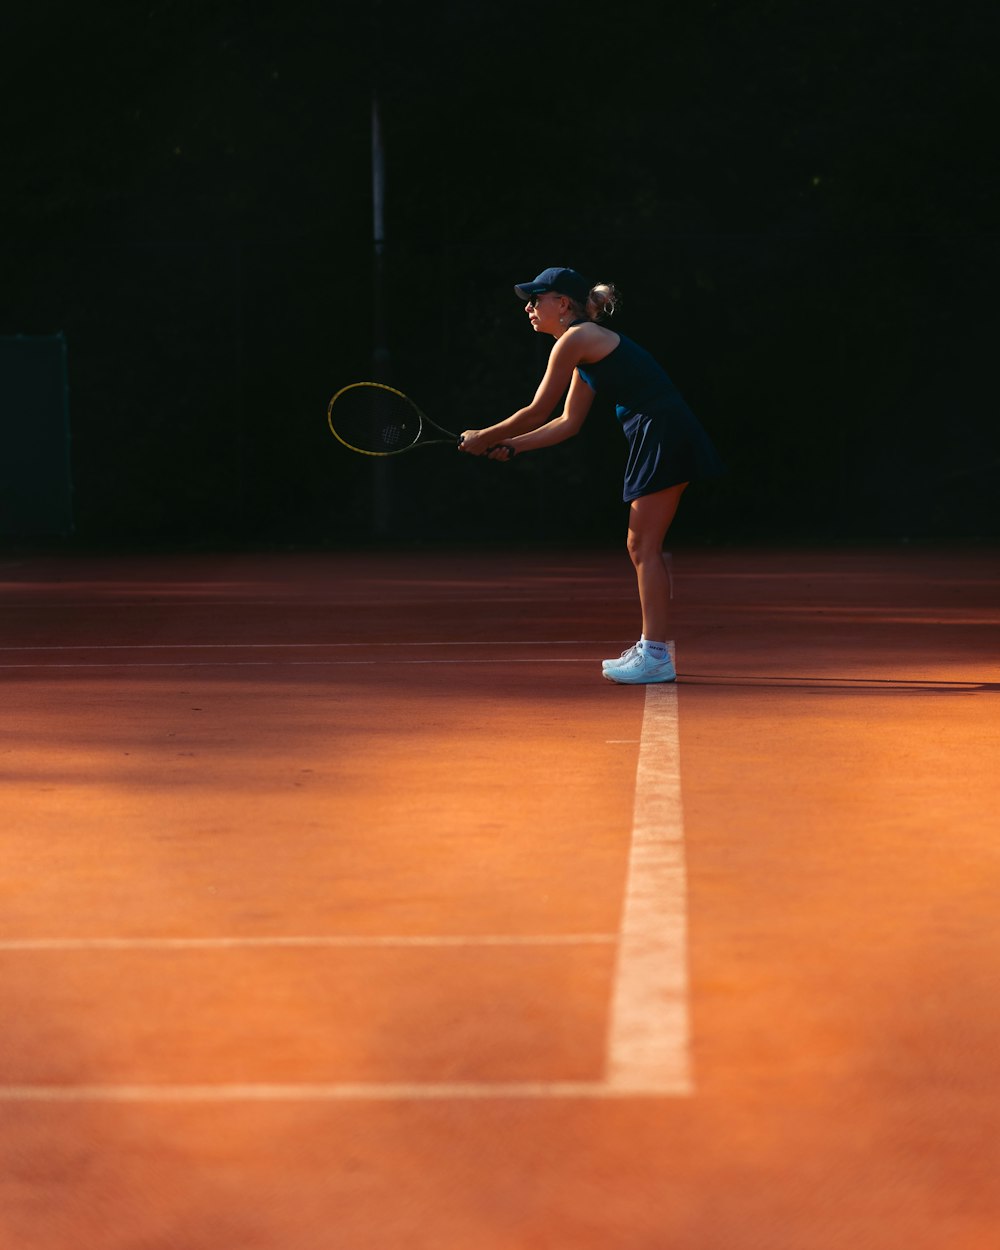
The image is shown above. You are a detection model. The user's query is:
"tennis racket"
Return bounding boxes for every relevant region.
[327,382,461,456]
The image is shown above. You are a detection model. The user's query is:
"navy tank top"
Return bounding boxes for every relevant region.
[576,333,694,423]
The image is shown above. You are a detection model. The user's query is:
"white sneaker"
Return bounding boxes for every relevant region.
[602,642,641,671]
[602,646,676,685]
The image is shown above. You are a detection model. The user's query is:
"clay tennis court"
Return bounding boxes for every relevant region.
[2,542,998,1249]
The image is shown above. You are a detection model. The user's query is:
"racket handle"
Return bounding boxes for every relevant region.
[486,443,516,460]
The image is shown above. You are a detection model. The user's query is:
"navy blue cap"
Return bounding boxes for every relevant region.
[514,267,590,304]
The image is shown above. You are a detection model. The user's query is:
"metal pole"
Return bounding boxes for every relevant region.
[370,13,391,535]
[371,90,388,381]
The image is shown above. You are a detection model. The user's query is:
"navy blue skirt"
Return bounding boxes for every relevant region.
[621,404,725,502]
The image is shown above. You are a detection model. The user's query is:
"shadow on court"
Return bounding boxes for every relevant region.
[681,675,1000,694]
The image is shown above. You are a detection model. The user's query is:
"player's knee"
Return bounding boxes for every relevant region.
[626,532,655,566]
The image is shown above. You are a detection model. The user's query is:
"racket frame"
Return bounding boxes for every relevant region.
[327,382,460,456]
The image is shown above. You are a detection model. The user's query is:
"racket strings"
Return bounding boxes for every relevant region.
[329,385,422,454]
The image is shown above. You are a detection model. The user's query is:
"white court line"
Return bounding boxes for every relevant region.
[0,640,615,651]
[0,639,626,670]
[0,1082,655,1103]
[0,659,598,669]
[0,934,615,953]
[604,670,692,1095]
[0,649,691,1102]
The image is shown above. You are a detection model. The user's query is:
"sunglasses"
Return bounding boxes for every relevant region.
[526,292,555,308]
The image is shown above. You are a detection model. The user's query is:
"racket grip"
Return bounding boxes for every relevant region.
[486,443,516,460]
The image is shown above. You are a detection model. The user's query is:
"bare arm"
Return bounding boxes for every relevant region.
[460,330,590,454]
[503,370,596,455]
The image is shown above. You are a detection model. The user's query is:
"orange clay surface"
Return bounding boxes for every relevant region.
[1,544,998,1249]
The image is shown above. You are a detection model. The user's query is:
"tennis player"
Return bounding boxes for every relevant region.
[460,266,723,685]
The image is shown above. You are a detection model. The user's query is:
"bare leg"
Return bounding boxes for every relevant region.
[626,485,687,640]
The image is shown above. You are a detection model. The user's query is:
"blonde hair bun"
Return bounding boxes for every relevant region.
[587,282,622,320]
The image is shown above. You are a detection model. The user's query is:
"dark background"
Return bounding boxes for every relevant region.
[2,0,996,548]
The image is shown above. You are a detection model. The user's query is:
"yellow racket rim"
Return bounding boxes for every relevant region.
[326,381,425,457]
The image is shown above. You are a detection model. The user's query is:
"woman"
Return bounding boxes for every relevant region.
[460,266,723,685]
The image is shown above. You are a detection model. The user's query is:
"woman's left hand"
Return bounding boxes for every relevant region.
[459,430,489,454]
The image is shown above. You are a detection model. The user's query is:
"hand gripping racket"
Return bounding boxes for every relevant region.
[326,382,515,459]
